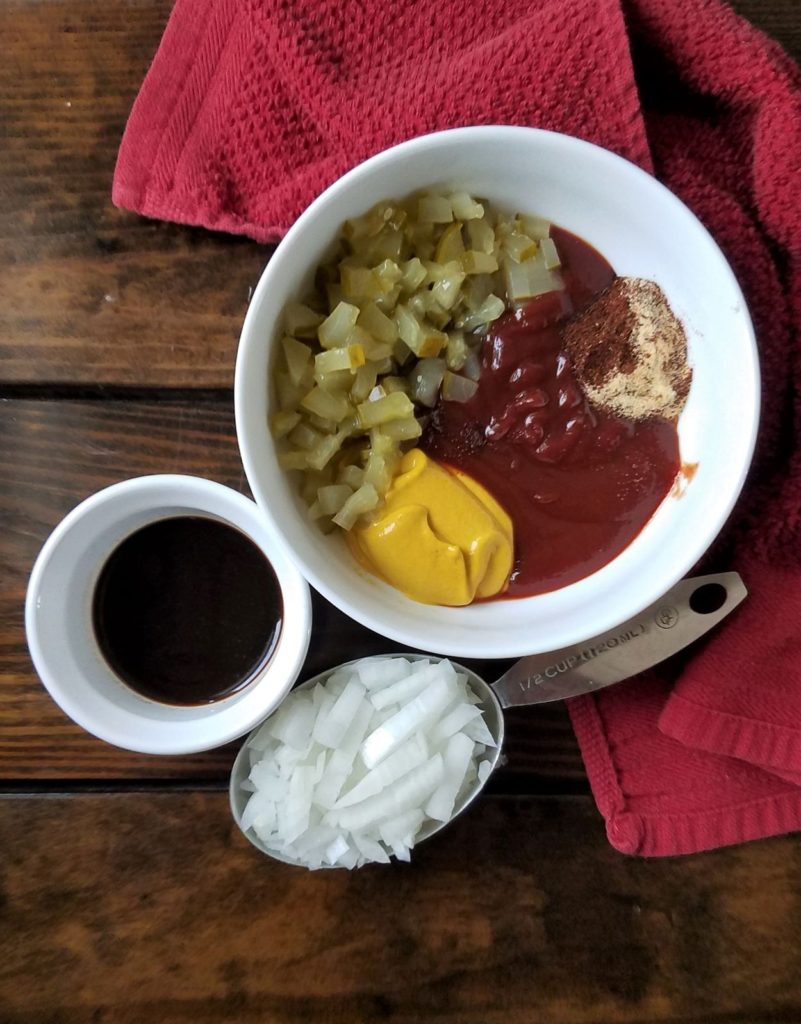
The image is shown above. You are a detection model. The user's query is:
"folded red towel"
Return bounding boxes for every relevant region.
[113,0,801,855]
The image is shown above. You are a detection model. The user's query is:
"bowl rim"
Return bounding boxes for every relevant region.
[235,126,760,658]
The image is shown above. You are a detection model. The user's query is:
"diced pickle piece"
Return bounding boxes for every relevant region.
[539,236,561,269]
[400,257,427,292]
[503,232,538,263]
[315,345,366,374]
[318,301,360,348]
[449,192,484,220]
[281,336,313,385]
[332,484,380,530]
[442,371,479,403]
[270,410,301,439]
[278,450,309,471]
[350,363,379,403]
[357,391,415,428]
[461,250,499,275]
[383,376,409,394]
[434,223,465,264]
[516,213,551,240]
[503,259,562,302]
[341,265,386,302]
[408,358,446,407]
[381,418,423,441]
[284,303,324,338]
[301,386,351,422]
[357,303,398,344]
[288,422,322,451]
[417,195,453,224]
[338,464,365,489]
[431,267,466,311]
[307,430,347,472]
[445,331,468,371]
[466,217,495,254]
[317,484,353,516]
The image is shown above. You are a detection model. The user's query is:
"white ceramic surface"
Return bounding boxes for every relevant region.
[25,475,312,754]
[235,127,760,659]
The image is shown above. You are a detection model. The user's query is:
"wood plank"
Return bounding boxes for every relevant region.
[1,1,798,389]
[730,0,801,62]
[1,792,800,1023]
[0,0,268,388]
[0,398,585,783]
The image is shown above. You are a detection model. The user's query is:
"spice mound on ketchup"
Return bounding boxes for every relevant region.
[422,228,686,599]
[564,277,692,421]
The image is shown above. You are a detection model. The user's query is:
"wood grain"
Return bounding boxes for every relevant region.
[0,1,798,389]
[0,0,268,388]
[1,792,801,1023]
[0,398,585,783]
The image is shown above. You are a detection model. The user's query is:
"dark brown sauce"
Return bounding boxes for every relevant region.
[93,516,282,705]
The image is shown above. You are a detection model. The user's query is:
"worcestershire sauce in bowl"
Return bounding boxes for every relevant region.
[93,516,283,705]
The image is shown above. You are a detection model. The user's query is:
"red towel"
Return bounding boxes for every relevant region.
[114,0,801,855]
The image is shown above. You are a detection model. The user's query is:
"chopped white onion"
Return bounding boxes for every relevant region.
[239,656,496,869]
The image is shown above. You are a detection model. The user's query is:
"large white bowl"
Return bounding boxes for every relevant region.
[235,127,759,659]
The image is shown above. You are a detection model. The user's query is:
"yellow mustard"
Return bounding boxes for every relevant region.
[348,449,514,606]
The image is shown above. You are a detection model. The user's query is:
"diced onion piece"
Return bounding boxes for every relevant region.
[356,657,411,690]
[341,265,385,302]
[318,301,360,348]
[442,371,478,403]
[334,734,429,808]
[425,732,474,822]
[327,755,444,833]
[361,673,457,769]
[332,483,380,530]
[313,679,367,749]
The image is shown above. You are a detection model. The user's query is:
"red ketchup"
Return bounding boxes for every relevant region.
[422,229,681,598]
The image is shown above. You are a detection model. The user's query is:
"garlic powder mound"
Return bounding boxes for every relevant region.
[563,277,692,421]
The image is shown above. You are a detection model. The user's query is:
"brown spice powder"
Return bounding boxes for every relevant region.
[563,277,692,421]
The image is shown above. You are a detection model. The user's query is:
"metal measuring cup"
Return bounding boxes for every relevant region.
[230,571,746,863]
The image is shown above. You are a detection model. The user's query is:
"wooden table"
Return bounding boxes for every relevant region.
[2,3,800,1021]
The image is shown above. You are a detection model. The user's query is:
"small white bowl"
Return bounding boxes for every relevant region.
[235,127,759,659]
[26,475,312,755]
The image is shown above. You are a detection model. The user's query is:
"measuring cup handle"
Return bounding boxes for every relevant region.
[490,572,747,708]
